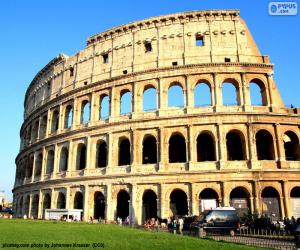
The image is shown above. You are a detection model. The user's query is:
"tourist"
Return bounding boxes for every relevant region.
[178,217,184,235]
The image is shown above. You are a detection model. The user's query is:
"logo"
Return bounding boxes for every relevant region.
[268,2,298,15]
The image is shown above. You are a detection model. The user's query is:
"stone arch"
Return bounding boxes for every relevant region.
[226,130,246,160]
[57,192,66,209]
[31,194,39,219]
[94,191,105,220]
[284,131,300,161]
[168,82,185,108]
[120,89,132,115]
[34,152,43,177]
[169,133,187,163]
[39,114,47,139]
[73,192,83,210]
[169,189,188,217]
[96,139,107,168]
[290,186,300,218]
[18,196,23,217]
[81,100,90,124]
[256,129,275,160]
[31,120,39,142]
[142,135,157,164]
[142,189,157,222]
[230,186,251,217]
[194,81,212,107]
[261,186,281,220]
[51,109,59,133]
[99,94,110,119]
[143,85,157,111]
[197,131,216,161]
[249,78,268,106]
[116,190,130,220]
[64,105,73,129]
[24,195,30,217]
[59,147,68,172]
[42,193,51,218]
[76,143,86,170]
[118,137,131,166]
[26,155,34,178]
[199,188,219,212]
[222,78,241,106]
[46,149,55,174]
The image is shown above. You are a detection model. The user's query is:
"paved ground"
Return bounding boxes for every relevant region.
[209,235,296,250]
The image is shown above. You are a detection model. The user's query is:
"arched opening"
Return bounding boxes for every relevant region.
[46,150,54,174]
[96,140,107,168]
[39,115,47,139]
[230,187,250,217]
[261,187,281,220]
[57,192,66,209]
[199,188,219,212]
[194,82,211,107]
[99,95,110,119]
[76,144,86,170]
[64,105,73,129]
[222,81,239,106]
[32,120,39,142]
[26,126,32,144]
[24,196,30,217]
[59,147,68,172]
[142,136,157,164]
[142,190,157,222]
[118,138,130,166]
[51,110,59,133]
[284,131,300,161]
[256,130,275,160]
[168,84,184,108]
[116,190,130,220]
[143,87,157,111]
[226,130,246,161]
[42,193,51,218]
[170,189,188,217]
[169,134,186,163]
[197,132,216,161]
[31,194,39,219]
[26,155,34,178]
[94,192,105,220]
[120,90,132,115]
[290,187,300,218]
[74,192,83,210]
[34,153,43,177]
[81,100,90,124]
[249,79,267,106]
[18,197,23,217]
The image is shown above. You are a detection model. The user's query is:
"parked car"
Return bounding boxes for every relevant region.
[191,207,240,236]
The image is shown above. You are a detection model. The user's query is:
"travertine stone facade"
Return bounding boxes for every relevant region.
[13,10,300,224]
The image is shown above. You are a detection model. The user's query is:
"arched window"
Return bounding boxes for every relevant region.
[24,195,30,216]
[64,105,73,129]
[31,194,39,219]
[26,126,32,144]
[170,189,188,216]
[249,79,267,106]
[46,150,54,174]
[197,132,216,161]
[96,140,107,168]
[94,192,105,220]
[142,135,157,164]
[222,81,239,106]
[34,153,43,177]
[74,192,83,210]
[230,187,250,217]
[99,95,110,119]
[194,82,211,107]
[143,87,157,111]
[116,190,130,220]
[256,130,275,160]
[39,115,47,139]
[284,131,300,161]
[59,147,68,172]
[57,192,66,209]
[226,130,246,160]
[168,84,184,108]
[26,155,34,178]
[120,90,132,115]
[290,187,300,218]
[81,100,90,124]
[51,110,59,133]
[142,190,157,222]
[118,138,130,166]
[32,120,39,142]
[261,187,281,220]
[199,188,219,212]
[169,134,186,163]
[76,144,86,170]
[42,193,51,218]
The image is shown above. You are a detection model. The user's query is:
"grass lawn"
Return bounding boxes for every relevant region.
[0,219,267,250]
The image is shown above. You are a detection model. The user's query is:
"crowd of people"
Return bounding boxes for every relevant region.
[143,217,185,234]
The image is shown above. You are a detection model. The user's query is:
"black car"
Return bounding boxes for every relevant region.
[191,207,240,236]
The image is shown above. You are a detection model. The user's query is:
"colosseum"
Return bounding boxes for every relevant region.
[13,9,300,224]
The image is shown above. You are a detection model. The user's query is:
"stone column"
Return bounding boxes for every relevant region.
[66,140,73,176]
[37,190,43,219]
[158,78,167,114]
[89,92,96,124]
[266,73,274,108]
[50,189,55,209]
[45,109,51,137]
[282,181,291,218]
[66,187,70,209]
[160,184,168,218]
[247,123,259,169]
[86,137,92,174]
[241,73,251,111]
[221,182,230,207]
[106,184,113,222]
[109,87,117,120]
[131,184,138,225]
[279,197,286,219]
[107,133,114,174]
[53,144,59,177]
[191,184,199,216]
[185,75,193,112]
[28,193,33,218]
[71,98,78,129]
[158,127,167,171]
[213,73,222,111]
[274,123,286,168]
[58,104,63,133]
[83,186,89,221]
[216,123,225,168]
[253,181,260,216]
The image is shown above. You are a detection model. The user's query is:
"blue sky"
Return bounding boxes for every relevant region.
[0,0,299,201]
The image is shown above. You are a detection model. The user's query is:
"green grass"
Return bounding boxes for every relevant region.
[0,219,265,250]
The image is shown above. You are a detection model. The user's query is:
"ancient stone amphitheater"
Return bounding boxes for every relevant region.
[13,10,300,224]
